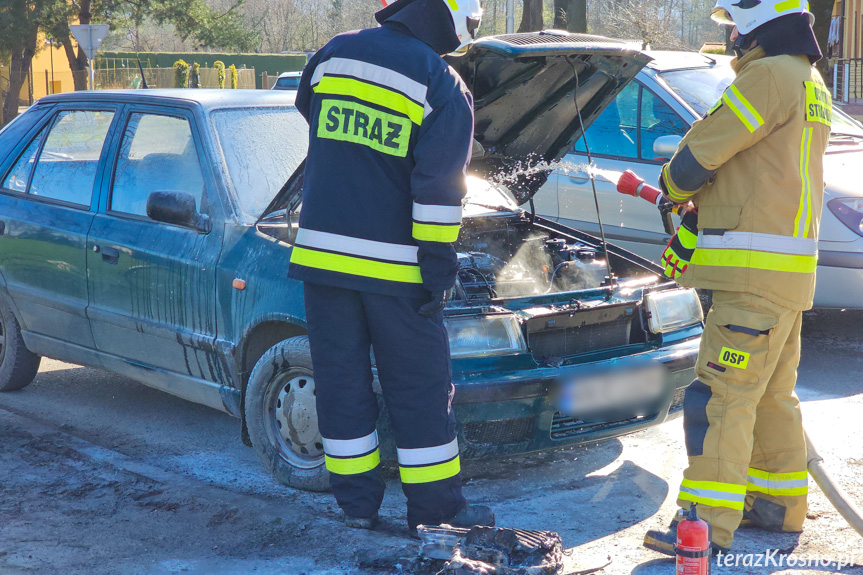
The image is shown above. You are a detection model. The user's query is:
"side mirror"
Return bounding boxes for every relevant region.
[652,135,683,160]
[146,191,211,233]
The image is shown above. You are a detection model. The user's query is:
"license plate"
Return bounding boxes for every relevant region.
[557,364,665,422]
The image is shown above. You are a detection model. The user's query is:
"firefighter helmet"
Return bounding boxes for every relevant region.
[380,0,483,49]
[710,0,813,35]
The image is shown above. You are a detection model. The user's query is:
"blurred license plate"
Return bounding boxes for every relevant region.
[557,364,665,422]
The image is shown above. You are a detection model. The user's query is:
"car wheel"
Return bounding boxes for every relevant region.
[245,335,329,491]
[0,300,41,392]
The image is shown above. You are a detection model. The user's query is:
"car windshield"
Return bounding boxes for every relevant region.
[656,65,734,116]
[211,107,308,223]
[275,76,301,90]
[832,108,863,138]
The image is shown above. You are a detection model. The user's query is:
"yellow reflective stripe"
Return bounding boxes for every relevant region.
[722,85,764,133]
[662,164,691,203]
[679,479,746,510]
[399,456,461,484]
[290,246,423,283]
[314,76,424,125]
[325,449,380,475]
[678,226,698,249]
[774,0,801,11]
[690,248,817,273]
[317,99,412,158]
[794,128,813,238]
[412,222,460,242]
[747,468,809,496]
[445,0,459,9]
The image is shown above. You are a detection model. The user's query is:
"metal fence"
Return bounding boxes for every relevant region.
[833,59,863,104]
[95,66,256,90]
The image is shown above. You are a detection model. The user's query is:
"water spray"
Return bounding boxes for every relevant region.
[567,56,615,291]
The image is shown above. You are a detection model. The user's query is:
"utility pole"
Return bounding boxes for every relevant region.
[506,0,514,33]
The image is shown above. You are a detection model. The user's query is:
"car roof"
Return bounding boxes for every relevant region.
[36,89,297,111]
[277,72,303,78]
[643,50,733,71]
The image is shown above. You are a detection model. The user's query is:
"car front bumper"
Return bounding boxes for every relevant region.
[448,336,700,459]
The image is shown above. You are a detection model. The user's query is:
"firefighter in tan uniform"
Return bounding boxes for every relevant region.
[643,0,832,554]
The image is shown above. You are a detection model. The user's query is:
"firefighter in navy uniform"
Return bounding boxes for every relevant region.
[289,0,494,532]
[642,0,831,555]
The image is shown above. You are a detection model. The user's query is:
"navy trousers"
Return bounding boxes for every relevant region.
[304,282,465,528]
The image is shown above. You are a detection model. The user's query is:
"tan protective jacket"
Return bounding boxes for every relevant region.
[661,47,832,311]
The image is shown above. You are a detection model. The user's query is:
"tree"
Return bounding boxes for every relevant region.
[553,0,586,32]
[518,0,543,32]
[42,0,258,92]
[0,0,51,125]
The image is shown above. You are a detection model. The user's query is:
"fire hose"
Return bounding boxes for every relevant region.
[615,168,863,539]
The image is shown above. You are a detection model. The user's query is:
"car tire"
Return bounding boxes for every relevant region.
[245,335,329,492]
[0,300,41,392]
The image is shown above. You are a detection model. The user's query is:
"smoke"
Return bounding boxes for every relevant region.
[496,236,552,296]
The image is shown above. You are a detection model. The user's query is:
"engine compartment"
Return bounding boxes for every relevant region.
[453,212,649,302]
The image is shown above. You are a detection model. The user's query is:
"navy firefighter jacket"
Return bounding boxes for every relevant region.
[288,10,475,298]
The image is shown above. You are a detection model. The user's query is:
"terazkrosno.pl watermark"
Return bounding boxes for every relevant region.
[715,549,862,571]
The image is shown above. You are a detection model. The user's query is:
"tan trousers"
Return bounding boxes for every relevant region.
[676,290,808,548]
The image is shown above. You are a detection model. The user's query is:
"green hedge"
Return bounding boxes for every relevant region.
[97,51,307,88]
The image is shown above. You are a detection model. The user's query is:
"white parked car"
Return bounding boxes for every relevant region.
[272,71,302,91]
[535,51,863,308]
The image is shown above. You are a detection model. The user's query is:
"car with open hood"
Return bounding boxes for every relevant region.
[0,32,703,490]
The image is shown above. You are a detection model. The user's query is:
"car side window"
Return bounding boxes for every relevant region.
[639,89,688,160]
[28,110,114,206]
[574,81,639,158]
[111,113,205,218]
[1,129,45,193]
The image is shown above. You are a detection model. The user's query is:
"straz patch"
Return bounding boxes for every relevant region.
[317,99,411,157]
[804,81,832,127]
[719,347,750,369]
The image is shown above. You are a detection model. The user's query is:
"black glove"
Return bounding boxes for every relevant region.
[418,290,448,317]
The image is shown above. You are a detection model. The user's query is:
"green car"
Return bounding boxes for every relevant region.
[0,32,702,490]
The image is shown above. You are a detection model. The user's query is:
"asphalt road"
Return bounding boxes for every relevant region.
[1,309,862,575]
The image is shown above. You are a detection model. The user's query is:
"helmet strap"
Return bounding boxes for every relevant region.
[732,32,755,59]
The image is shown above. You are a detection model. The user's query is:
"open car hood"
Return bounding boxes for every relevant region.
[445,31,650,205]
[261,31,649,218]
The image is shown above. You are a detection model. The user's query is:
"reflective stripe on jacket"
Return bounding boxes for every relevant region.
[289,23,474,297]
[661,47,831,310]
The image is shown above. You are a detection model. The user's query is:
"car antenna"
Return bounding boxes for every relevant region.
[566,55,615,292]
[135,51,149,89]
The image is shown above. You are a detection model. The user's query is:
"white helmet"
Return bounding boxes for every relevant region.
[710,0,814,35]
[381,0,483,49]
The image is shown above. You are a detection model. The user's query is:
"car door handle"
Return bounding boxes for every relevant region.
[97,246,120,264]
[568,172,589,183]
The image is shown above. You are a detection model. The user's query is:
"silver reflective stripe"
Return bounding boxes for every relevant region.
[679,485,747,503]
[424,101,434,119]
[696,231,817,256]
[322,430,379,457]
[295,228,419,264]
[412,202,463,224]
[397,438,459,466]
[722,85,764,132]
[747,475,808,490]
[311,57,428,108]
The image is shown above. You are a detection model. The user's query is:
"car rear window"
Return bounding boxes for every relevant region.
[211,107,308,222]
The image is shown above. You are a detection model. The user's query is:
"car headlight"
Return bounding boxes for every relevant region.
[645,288,703,334]
[827,198,863,237]
[444,314,527,358]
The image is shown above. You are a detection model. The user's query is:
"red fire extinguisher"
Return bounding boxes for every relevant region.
[676,503,711,575]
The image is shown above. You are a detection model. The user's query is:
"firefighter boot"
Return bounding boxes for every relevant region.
[448,503,495,528]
